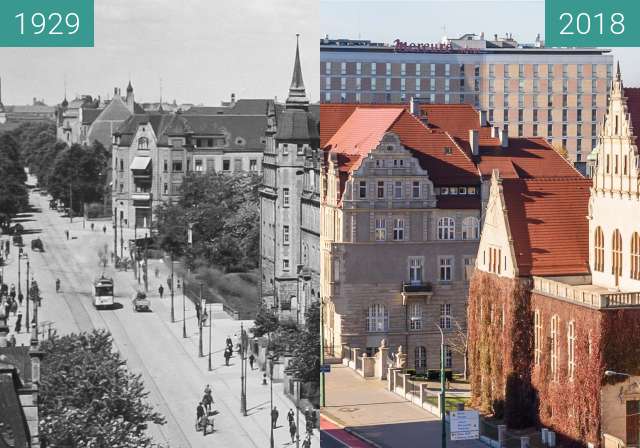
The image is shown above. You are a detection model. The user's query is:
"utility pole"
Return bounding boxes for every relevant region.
[296,380,300,448]
[113,208,117,263]
[69,182,73,223]
[437,324,446,448]
[143,232,148,292]
[170,252,175,322]
[208,301,213,371]
[240,322,247,416]
[269,346,274,448]
[199,282,204,357]
[182,275,187,338]
[119,216,124,262]
[25,258,29,324]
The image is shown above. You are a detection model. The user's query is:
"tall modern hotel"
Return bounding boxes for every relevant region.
[320,33,613,170]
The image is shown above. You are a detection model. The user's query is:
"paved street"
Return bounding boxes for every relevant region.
[322,364,485,448]
[1,186,319,448]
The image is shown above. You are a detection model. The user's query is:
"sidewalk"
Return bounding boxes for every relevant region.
[322,364,484,448]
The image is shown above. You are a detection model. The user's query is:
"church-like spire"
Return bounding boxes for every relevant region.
[286,34,309,109]
[127,80,133,93]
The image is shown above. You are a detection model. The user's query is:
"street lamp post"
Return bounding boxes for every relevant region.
[320,298,326,407]
[208,301,213,371]
[144,232,148,292]
[240,322,247,416]
[119,216,124,262]
[181,277,186,338]
[170,252,175,322]
[295,379,301,448]
[199,282,204,357]
[436,324,446,448]
[269,347,274,448]
[113,209,117,263]
[25,257,29,326]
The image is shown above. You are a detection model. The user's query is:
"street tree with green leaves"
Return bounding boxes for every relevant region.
[286,302,320,384]
[39,329,165,447]
[0,133,28,227]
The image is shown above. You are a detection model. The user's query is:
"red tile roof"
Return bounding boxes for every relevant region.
[501,177,591,276]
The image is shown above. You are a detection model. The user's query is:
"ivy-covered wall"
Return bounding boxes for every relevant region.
[467,270,535,427]
[530,292,604,447]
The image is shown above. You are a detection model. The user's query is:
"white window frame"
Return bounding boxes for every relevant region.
[375,218,386,241]
[358,180,367,199]
[440,303,452,329]
[367,304,389,332]
[393,218,405,241]
[567,320,576,380]
[283,225,290,245]
[408,256,424,284]
[412,181,421,198]
[409,303,422,330]
[439,257,453,282]
[394,181,403,199]
[414,345,427,368]
[534,310,542,365]
[551,314,559,381]
[461,216,480,240]
[438,217,455,240]
[283,188,290,207]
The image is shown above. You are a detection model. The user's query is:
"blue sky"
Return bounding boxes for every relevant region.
[320,0,640,84]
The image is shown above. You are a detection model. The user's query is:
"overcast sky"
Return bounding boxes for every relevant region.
[321,0,640,85]
[0,0,319,106]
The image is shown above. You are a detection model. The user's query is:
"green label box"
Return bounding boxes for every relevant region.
[546,0,640,47]
[0,0,93,47]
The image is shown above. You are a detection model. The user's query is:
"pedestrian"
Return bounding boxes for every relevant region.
[249,353,255,370]
[10,300,17,315]
[9,334,16,347]
[302,435,311,448]
[195,303,201,323]
[305,408,315,436]
[196,402,205,425]
[289,421,297,443]
[167,277,172,290]
[202,392,212,412]
[55,278,60,293]
[271,406,279,429]
[287,408,294,426]
[14,313,21,333]
[154,267,159,278]
[65,229,69,240]
[17,292,23,306]
[224,347,231,366]
[91,222,94,232]
[158,285,164,299]
[204,384,212,396]
[102,225,106,233]
[5,240,9,254]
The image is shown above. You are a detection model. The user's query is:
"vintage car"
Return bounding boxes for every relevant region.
[12,235,23,246]
[132,291,150,312]
[31,238,44,251]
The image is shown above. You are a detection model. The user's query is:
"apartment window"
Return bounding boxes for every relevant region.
[375,218,386,241]
[429,79,435,91]
[444,345,453,368]
[440,303,452,329]
[340,62,346,75]
[400,78,406,91]
[577,79,583,93]
[356,78,361,90]
[504,108,509,122]
[631,232,640,280]
[562,64,568,78]
[249,159,258,172]
[438,217,455,240]
[461,217,479,240]
[518,79,525,94]
[444,94,450,104]
[400,63,406,76]
[412,181,421,198]
[562,124,567,137]
[367,304,388,332]
[371,62,376,75]
[163,159,168,172]
[445,79,450,91]
[563,79,568,93]
[371,78,377,91]
[408,256,424,284]
[445,64,450,76]
[163,183,168,195]
[194,158,203,171]
[613,229,623,281]
[504,64,510,78]
[119,183,124,193]
[591,64,598,79]
[283,225,290,245]
[430,64,435,76]
[394,181,403,199]
[533,124,538,136]
[377,181,385,198]
[567,321,576,380]
[385,62,391,75]
[563,109,568,122]
[385,78,391,91]
[172,160,183,172]
[415,78,421,91]
[138,137,149,149]
[489,109,494,122]
[340,77,346,90]
[414,345,426,368]
[324,92,331,102]
[548,64,553,79]
[393,218,405,241]
[416,64,421,77]
[283,188,290,207]
[356,62,362,75]
[410,303,423,330]
[550,314,559,381]
[283,259,290,271]
[534,310,542,365]
[325,62,331,75]
[358,181,367,199]
[463,257,476,281]
[439,257,453,282]
[222,159,230,171]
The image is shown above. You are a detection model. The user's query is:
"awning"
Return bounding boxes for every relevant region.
[130,156,151,171]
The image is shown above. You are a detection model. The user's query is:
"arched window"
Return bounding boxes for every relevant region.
[414,346,426,369]
[631,232,640,280]
[612,229,622,283]
[138,137,149,149]
[567,321,576,380]
[461,216,480,240]
[438,217,455,240]
[594,226,604,272]
[367,304,389,332]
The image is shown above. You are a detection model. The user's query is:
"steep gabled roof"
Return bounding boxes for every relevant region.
[502,177,591,276]
[625,87,640,147]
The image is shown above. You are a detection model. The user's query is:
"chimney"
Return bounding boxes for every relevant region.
[409,96,419,116]
[500,128,509,148]
[478,110,487,126]
[469,129,479,156]
[491,126,500,138]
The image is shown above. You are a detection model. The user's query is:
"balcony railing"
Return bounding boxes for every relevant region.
[533,276,640,309]
[402,281,433,294]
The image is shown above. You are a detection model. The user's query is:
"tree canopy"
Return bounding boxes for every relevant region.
[0,133,28,222]
[285,302,320,384]
[39,330,165,447]
[155,171,260,272]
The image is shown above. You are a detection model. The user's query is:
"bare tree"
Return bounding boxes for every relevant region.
[449,318,469,381]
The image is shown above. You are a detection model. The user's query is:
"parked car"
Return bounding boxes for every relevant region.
[12,235,23,246]
[132,291,150,312]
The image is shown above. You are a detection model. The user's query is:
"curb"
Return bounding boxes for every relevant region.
[321,412,383,448]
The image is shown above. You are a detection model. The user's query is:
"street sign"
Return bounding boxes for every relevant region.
[450,410,480,441]
[320,364,331,373]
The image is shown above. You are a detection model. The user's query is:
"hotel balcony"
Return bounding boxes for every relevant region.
[401,281,433,304]
[532,276,640,309]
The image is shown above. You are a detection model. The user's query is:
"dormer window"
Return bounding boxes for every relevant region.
[138,137,149,149]
[386,145,394,151]
[444,147,452,155]
[235,137,246,146]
